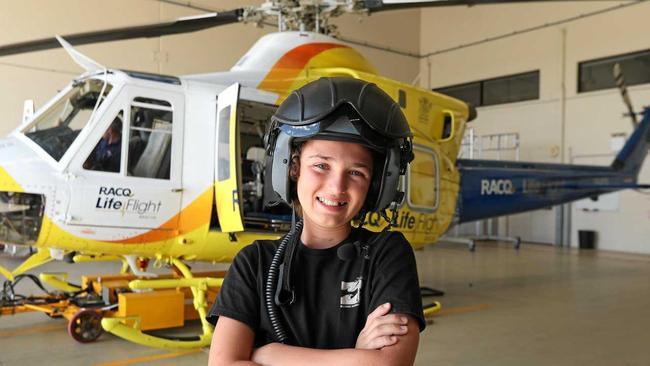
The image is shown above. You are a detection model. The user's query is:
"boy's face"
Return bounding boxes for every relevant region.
[295,139,373,230]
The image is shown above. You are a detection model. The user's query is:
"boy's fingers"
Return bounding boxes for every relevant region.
[367,302,391,321]
[369,323,408,339]
[374,335,397,349]
[373,314,406,327]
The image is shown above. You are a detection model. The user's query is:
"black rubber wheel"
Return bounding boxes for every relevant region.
[68,309,103,343]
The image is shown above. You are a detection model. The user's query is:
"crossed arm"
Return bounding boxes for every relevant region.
[208,303,420,366]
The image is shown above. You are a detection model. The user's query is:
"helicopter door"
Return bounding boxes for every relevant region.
[66,87,184,231]
[214,83,244,233]
[407,145,440,242]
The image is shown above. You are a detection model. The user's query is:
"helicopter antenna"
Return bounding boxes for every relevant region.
[613,62,638,127]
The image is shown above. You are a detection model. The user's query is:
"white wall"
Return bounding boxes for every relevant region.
[421,1,650,253]
[0,0,420,136]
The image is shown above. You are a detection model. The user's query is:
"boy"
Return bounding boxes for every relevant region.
[208,77,425,366]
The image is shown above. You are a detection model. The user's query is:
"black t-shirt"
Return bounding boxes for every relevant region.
[207,228,425,349]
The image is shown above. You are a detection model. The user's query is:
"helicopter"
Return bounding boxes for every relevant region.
[1,0,649,349]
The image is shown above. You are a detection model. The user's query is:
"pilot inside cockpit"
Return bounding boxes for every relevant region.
[84,113,123,173]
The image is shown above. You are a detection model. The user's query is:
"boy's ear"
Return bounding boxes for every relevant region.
[289,156,300,181]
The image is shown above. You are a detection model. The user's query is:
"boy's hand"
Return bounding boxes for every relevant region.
[355,302,409,350]
[252,342,278,365]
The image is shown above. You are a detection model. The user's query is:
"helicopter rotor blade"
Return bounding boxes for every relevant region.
[0,9,243,57]
[613,62,638,127]
[361,0,622,13]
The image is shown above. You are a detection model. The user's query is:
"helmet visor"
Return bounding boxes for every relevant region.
[278,114,392,153]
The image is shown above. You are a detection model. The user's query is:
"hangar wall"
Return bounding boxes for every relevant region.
[421,1,650,253]
[4,1,648,254]
[0,0,420,137]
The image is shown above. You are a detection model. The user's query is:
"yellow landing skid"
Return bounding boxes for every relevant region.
[11,248,52,277]
[0,264,14,281]
[73,254,122,263]
[423,301,442,317]
[101,258,222,349]
[39,273,82,292]
[101,317,212,349]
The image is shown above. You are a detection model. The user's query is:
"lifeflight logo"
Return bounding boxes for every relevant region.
[95,186,162,215]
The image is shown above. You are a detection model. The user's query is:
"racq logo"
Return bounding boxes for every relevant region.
[95,186,162,215]
[480,179,516,195]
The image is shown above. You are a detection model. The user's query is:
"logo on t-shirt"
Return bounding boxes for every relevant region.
[340,277,363,308]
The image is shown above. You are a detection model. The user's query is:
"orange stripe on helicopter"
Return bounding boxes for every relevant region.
[111,189,212,244]
[257,42,346,94]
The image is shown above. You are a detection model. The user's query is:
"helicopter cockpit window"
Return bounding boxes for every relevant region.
[408,146,439,211]
[83,111,124,173]
[127,98,173,180]
[23,79,113,161]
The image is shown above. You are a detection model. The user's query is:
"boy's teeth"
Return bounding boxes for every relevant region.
[318,197,346,206]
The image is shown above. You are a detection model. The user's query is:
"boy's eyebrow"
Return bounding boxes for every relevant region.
[307,154,371,169]
[307,154,332,160]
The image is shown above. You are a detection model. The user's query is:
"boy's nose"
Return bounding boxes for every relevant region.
[326,171,348,194]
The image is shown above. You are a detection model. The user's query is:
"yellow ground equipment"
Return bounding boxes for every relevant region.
[421,287,443,318]
[0,263,224,347]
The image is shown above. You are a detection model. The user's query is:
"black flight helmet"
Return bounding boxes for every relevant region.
[265,77,414,215]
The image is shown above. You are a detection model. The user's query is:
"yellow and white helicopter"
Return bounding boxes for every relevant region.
[2,0,639,349]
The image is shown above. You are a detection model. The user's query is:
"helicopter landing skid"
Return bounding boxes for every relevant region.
[439,235,521,252]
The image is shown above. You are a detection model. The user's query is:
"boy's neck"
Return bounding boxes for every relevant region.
[300,219,352,249]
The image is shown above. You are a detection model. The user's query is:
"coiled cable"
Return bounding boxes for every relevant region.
[265,218,303,343]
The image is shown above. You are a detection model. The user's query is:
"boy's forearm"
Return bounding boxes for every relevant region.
[209,361,261,366]
[253,343,408,366]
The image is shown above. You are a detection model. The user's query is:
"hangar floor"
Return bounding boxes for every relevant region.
[1,241,649,366]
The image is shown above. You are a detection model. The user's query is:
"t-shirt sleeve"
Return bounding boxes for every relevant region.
[368,232,426,331]
[206,243,260,331]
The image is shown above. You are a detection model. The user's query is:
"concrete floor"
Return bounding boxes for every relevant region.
[1,242,649,366]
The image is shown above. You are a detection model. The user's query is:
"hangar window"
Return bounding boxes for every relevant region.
[435,82,481,107]
[127,98,173,179]
[482,72,539,106]
[578,49,650,93]
[434,71,539,107]
[407,146,439,211]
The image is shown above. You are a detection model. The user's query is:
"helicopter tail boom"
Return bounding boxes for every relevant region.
[455,107,650,223]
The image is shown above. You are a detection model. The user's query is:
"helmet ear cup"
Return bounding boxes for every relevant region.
[371,147,402,212]
[263,154,282,207]
[270,133,294,205]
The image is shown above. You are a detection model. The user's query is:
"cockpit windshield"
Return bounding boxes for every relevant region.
[22,78,113,161]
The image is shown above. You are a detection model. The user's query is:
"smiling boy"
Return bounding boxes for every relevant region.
[208,77,425,366]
